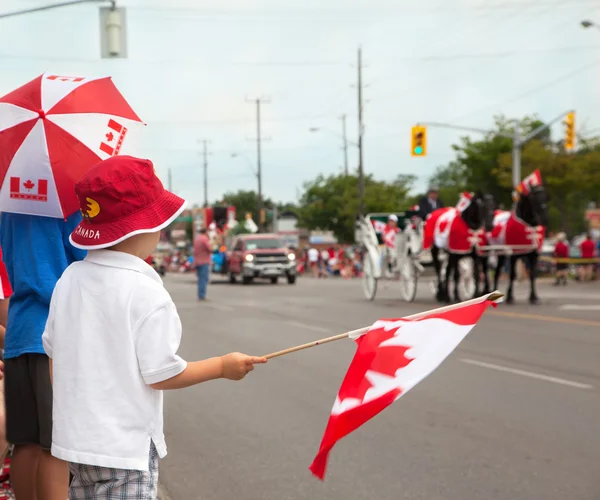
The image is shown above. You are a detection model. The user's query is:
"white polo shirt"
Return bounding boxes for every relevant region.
[42,250,187,471]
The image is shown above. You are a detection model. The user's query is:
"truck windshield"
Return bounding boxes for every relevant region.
[245,239,284,250]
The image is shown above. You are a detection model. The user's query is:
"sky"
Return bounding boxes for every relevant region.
[1,0,599,206]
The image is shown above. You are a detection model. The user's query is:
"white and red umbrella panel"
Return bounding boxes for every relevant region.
[0,72,144,218]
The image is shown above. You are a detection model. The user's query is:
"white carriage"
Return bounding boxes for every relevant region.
[356,211,508,303]
[356,211,425,302]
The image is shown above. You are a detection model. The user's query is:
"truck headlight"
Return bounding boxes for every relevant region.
[288,253,295,261]
[245,254,254,262]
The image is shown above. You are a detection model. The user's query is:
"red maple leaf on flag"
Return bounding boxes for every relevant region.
[105,132,114,142]
[338,325,413,403]
[23,180,35,191]
[310,296,499,481]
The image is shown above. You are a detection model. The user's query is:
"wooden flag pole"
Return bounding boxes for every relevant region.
[263,291,504,360]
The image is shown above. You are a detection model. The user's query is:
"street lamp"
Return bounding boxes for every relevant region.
[581,19,600,30]
[0,0,126,58]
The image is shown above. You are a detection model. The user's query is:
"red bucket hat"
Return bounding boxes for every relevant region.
[70,155,186,250]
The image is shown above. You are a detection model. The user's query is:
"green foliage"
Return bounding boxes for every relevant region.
[221,190,274,223]
[296,173,416,243]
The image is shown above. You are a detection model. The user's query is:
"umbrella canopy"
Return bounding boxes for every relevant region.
[0,72,144,218]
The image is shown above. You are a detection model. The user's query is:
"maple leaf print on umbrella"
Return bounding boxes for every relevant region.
[0,72,144,218]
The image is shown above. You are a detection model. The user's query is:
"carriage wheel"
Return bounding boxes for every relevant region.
[362,256,378,301]
[401,258,418,302]
[457,257,476,301]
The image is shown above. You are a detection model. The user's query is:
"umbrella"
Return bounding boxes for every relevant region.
[0,72,144,218]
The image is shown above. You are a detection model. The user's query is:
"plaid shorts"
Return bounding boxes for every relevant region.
[68,443,158,499]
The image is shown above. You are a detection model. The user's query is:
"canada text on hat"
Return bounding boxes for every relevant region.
[69,155,186,250]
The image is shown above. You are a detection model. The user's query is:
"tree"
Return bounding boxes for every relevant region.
[495,139,600,235]
[429,115,546,208]
[220,190,274,223]
[296,173,416,243]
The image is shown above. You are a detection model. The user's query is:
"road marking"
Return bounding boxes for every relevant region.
[489,310,600,328]
[559,304,600,311]
[460,358,594,390]
[286,320,333,334]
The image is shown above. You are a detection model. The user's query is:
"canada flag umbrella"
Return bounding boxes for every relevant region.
[0,72,144,218]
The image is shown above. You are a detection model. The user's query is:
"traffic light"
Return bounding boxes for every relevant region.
[411,125,427,157]
[564,112,575,151]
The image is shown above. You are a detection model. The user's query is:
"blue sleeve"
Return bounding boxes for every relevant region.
[62,211,87,262]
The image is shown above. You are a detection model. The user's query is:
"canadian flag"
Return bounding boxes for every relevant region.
[9,177,48,202]
[46,75,85,82]
[99,118,128,157]
[455,191,473,213]
[309,293,501,480]
[517,169,542,196]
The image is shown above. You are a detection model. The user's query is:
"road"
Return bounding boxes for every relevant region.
[158,274,600,500]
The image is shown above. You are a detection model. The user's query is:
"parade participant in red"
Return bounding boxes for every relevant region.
[579,233,596,282]
[43,156,266,498]
[553,233,569,286]
[383,214,400,249]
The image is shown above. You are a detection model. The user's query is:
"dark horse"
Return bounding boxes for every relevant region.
[482,186,549,304]
[431,192,495,303]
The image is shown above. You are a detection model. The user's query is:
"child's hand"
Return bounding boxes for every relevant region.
[221,353,267,380]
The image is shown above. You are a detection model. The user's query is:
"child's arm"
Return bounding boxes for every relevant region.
[137,301,267,391]
[150,353,266,390]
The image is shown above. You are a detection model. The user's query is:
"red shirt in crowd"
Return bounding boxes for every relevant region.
[194,233,213,266]
[553,241,569,258]
[580,238,596,259]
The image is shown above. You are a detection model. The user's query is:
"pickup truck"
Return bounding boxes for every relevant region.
[228,233,297,285]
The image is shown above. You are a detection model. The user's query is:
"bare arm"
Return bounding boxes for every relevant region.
[150,353,266,391]
[0,298,9,329]
[0,299,8,350]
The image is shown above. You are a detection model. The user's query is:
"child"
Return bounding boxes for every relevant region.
[42,156,266,499]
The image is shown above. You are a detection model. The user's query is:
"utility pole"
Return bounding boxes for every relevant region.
[357,47,365,215]
[247,97,270,232]
[340,114,349,176]
[512,126,521,190]
[167,168,172,192]
[201,140,209,208]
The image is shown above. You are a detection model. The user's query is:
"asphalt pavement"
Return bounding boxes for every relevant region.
[158,273,600,500]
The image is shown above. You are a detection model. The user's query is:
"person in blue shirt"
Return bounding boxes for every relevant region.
[0,211,86,500]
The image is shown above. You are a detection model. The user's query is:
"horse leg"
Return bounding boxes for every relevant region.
[494,255,504,291]
[480,255,490,294]
[529,252,539,304]
[506,256,517,304]
[473,253,482,297]
[455,255,464,302]
[432,246,444,302]
[448,254,458,303]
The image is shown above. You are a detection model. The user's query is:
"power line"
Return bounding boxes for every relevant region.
[449,57,600,123]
